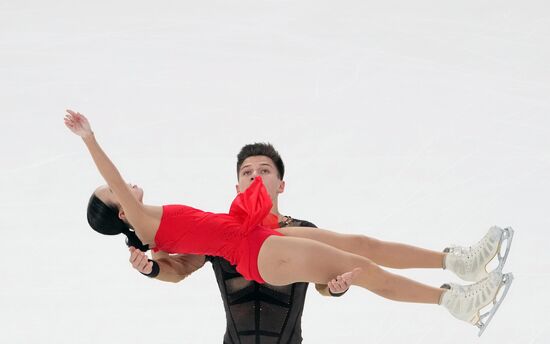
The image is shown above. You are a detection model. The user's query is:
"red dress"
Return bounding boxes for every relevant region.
[153,176,283,283]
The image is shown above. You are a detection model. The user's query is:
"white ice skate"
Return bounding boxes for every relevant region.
[444,226,514,282]
[440,271,514,336]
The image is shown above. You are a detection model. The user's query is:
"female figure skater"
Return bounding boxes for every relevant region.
[64,110,513,335]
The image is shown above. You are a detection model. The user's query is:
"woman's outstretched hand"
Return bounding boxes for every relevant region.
[64,109,93,138]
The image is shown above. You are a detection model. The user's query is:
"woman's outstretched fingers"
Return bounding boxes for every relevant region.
[64,109,93,138]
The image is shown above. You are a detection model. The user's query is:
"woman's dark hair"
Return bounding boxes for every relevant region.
[87,193,149,251]
[87,193,128,235]
[236,142,285,179]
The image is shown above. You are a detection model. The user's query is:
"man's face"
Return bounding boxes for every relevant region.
[237,155,285,201]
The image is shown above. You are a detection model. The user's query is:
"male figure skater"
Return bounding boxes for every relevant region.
[129,143,355,343]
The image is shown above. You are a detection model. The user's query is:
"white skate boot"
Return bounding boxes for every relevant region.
[440,271,514,336]
[444,226,514,282]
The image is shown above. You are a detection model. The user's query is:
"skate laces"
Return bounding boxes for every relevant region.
[449,232,495,268]
[460,273,498,299]
[448,246,470,256]
[446,245,474,272]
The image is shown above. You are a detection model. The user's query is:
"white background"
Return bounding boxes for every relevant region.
[1,1,549,343]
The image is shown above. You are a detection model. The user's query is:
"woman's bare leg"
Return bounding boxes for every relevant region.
[277,226,445,269]
[258,235,444,304]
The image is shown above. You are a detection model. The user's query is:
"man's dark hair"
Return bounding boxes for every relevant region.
[236,142,285,180]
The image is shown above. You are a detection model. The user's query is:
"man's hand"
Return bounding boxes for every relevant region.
[328,268,361,295]
[129,246,153,274]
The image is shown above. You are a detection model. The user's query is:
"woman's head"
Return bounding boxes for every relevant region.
[87,193,127,235]
[86,183,144,235]
[86,184,149,251]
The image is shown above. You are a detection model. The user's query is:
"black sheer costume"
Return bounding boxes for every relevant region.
[206,216,317,344]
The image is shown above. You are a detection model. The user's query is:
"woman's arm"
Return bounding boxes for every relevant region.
[64,110,146,226]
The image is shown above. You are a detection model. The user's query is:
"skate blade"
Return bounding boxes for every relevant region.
[475,272,514,337]
[496,227,514,272]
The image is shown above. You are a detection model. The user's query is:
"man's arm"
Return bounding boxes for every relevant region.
[315,284,333,297]
[315,273,353,297]
[129,247,206,283]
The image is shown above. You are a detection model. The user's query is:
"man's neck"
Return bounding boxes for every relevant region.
[271,202,285,222]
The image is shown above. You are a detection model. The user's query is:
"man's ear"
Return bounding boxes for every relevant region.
[118,209,126,221]
[277,180,285,194]
[235,184,241,194]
